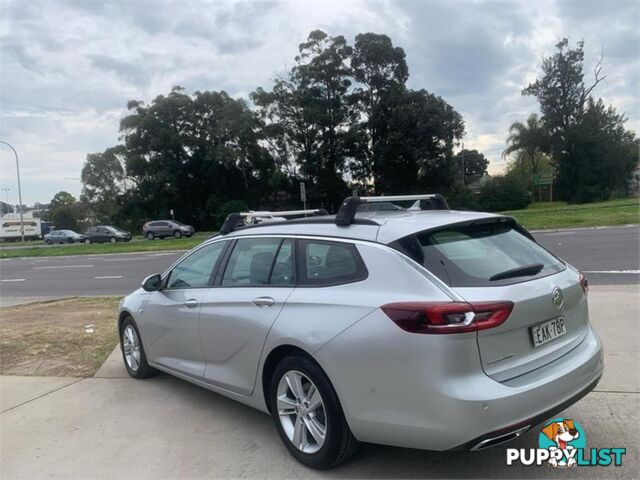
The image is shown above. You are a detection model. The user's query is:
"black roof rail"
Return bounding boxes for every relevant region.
[219,209,329,235]
[335,194,449,227]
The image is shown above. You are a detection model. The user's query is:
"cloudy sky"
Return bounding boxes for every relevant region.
[1,0,638,205]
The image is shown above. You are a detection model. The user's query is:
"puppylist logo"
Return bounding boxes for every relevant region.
[506,418,626,468]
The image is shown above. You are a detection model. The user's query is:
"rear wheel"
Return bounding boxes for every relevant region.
[120,317,155,379]
[173,230,182,238]
[146,232,154,240]
[67,238,73,244]
[270,355,359,469]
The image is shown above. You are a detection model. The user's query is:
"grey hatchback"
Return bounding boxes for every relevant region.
[118,194,602,469]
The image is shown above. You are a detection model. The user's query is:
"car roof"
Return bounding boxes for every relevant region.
[221,209,505,244]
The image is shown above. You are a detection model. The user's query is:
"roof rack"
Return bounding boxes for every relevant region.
[220,209,329,235]
[335,194,450,226]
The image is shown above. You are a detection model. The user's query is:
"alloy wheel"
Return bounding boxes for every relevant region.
[122,325,142,372]
[276,370,327,454]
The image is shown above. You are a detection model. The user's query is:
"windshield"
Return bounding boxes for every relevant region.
[391,222,565,287]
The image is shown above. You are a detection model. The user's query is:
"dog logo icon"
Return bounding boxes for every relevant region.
[539,418,584,467]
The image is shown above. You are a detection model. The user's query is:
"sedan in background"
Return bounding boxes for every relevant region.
[143,220,195,240]
[84,226,131,244]
[43,229,85,244]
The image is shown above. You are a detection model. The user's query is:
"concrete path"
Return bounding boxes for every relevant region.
[1,285,638,479]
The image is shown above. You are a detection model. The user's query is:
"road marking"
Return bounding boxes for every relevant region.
[1,278,26,282]
[94,275,123,279]
[103,257,146,262]
[583,270,640,274]
[34,264,94,269]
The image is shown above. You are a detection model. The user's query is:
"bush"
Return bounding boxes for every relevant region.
[478,174,531,212]
[216,200,248,228]
[446,181,480,211]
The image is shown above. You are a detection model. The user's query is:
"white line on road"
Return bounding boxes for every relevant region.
[583,270,640,274]
[1,278,26,282]
[102,257,146,262]
[34,264,94,269]
[94,275,123,279]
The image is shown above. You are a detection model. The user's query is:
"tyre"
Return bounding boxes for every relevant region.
[85,238,91,244]
[45,239,52,245]
[120,317,156,379]
[146,232,154,240]
[67,238,73,244]
[110,236,117,243]
[173,230,182,239]
[270,355,359,469]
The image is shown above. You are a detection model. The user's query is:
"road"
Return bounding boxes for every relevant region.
[0,226,637,301]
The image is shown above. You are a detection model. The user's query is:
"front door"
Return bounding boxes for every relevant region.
[199,237,295,395]
[140,240,228,378]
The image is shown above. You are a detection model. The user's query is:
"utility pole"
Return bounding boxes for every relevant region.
[0,141,24,241]
[460,142,465,185]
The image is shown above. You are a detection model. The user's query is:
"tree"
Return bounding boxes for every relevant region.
[454,149,489,184]
[119,87,274,228]
[80,146,126,222]
[49,191,85,230]
[503,114,548,174]
[522,38,636,202]
[349,33,409,191]
[253,30,353,209]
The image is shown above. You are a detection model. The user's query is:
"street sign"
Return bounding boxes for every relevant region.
[299,182,306,202]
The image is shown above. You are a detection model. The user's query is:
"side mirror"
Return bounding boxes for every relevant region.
[141,273,162,292]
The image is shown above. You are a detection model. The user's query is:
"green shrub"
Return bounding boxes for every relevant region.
[446,181,480,211]
[478,175,531,212]
[216,200,248,227]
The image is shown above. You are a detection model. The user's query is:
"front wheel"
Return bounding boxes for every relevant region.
[45,239,52,245]
[120,317,155,379]
[146,232,154,240]
[173,230,182,238]
[270,355,359,469]
[85,238,91,244]
[109,237,117,243]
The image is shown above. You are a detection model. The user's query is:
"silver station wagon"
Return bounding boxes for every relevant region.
[118,194,603,469]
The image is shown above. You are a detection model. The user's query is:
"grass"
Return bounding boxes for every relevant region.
[0,297,121,377]
[501,198,640,230]
[0,231,215,259]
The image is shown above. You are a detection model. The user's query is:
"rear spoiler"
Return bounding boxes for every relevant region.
[335,194,449,227]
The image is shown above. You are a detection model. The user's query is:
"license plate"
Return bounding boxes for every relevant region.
[531,317,566,347]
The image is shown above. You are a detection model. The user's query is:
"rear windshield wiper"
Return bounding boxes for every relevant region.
[489,263,544,282]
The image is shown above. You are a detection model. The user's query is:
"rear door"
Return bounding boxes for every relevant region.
[394,221,589,382]
[198,237,295,395]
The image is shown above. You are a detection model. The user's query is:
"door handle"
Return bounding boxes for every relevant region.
[252,296,275,307]
[184,298,198,309]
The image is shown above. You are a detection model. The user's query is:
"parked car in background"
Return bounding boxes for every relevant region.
[43,229,85,244]
[84,226,131,244]
[142,220,195,240]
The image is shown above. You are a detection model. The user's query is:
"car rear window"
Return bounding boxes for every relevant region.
[297,239,367,286]
[391,222,565,287]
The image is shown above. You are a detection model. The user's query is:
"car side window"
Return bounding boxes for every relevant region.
[298,239,367,286]
[270,239,295,285]
[166,241,226,289]
[221,238,282,286]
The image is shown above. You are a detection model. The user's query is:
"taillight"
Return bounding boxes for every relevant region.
[381,301,514,334]
[579,272,589,296]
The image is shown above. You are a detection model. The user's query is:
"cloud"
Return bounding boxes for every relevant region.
[0,0,638,204]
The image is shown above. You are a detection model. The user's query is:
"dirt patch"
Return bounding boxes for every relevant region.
[0,297,121,377]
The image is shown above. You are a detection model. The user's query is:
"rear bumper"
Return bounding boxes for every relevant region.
[452,373,601,451]
[319,311,604,451]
